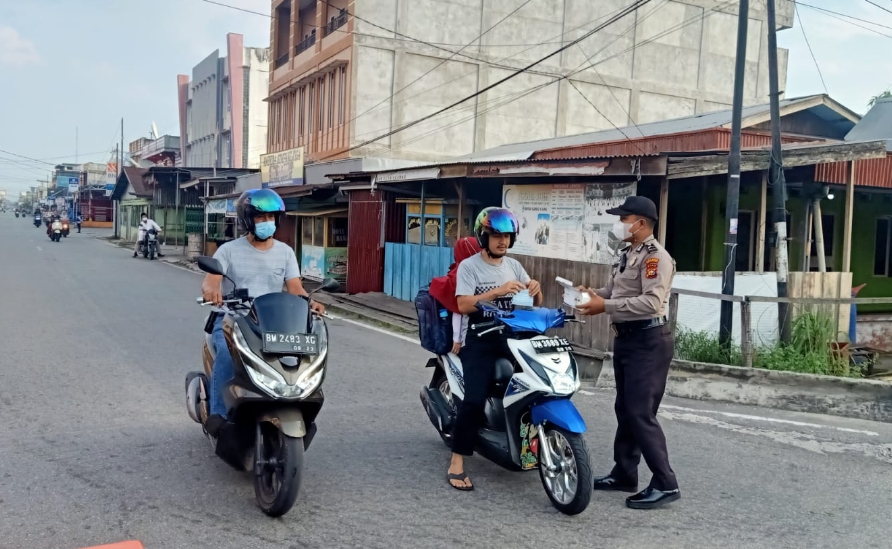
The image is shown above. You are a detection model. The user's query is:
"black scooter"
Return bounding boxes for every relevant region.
[185,256,338,517]
[33,216,42,227]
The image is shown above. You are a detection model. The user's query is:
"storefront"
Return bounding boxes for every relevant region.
[291,207,349,283]
[204,197,238,255]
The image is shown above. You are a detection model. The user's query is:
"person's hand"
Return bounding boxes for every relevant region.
[310,300,326,315]
[497,280,526,297]
[451,341,462,355]
[575,289,606,316]
[527,279,541,298]
[202,280,223,306]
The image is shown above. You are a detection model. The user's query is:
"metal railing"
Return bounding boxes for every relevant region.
[324,10,348,37]
[296,32,316,56]
[668,287,892,369]
[274,53,290,69]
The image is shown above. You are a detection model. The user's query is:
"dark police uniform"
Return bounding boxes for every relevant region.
[595,234,678,494]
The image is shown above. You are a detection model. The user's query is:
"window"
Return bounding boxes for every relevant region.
[328,217,348,247]
[328,72,335,129]
[308,83,315,138]
[875,218,890,276]
[339,66,346,124]
[302,217,314,245]
[318,76,325,134]
[315,217,325,246]
[298,86,306,138]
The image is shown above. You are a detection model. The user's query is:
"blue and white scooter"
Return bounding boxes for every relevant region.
[420,294,592,515]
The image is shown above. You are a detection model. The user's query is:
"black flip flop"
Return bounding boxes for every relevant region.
[447,472,474,491]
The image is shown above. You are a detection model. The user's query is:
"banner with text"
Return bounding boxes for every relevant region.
[260,147,305,188]
[502,182,637,264]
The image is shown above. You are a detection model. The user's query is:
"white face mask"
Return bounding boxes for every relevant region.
[610,219,640,242]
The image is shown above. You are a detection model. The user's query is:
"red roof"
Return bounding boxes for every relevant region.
[122,167,151,197]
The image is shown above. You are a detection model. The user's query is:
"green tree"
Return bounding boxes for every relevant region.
[868,90,892,107]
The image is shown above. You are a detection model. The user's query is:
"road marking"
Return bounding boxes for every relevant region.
[36,246,42,251]
[660,404,879,436]
[335,316,420,345]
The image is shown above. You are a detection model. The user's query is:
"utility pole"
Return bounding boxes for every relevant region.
[719,0,749,348]
[767,0,792,343]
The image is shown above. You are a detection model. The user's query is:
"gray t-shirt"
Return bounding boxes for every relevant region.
[456,253,531,323]
[213,237,301,298]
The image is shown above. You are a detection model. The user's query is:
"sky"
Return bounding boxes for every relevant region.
[1,0,891,197]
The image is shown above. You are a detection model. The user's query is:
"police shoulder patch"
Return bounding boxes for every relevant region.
[645,257,660,279]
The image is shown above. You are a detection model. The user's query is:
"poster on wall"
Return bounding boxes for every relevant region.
[260,147,305,188]
[502,181,636,264]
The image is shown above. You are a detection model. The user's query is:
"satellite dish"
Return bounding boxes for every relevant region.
[151,122,159,140]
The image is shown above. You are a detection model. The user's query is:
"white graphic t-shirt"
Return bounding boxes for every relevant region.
[455,253,531,324]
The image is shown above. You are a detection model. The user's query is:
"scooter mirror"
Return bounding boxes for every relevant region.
[196,256,225,276]
[319,278,340,293]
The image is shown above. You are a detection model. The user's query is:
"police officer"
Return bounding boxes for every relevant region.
[576,195,680,510]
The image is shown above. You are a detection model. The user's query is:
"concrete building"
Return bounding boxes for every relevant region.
[266,0,794,180]
[177,33,270,170]
[129,135,181,167]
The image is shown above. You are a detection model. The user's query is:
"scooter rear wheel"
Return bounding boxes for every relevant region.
[538,426,593,515]
[253,421,304,517]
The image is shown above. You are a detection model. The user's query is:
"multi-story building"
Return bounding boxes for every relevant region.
[177,33,270,170]
[265,0,794,182]
[129,135,181,167]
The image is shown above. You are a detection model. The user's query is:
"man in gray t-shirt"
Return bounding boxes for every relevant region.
[446,207,542,492]
[200,188,325,435]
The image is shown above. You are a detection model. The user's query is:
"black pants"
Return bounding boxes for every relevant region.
[610,324,678,491]
[450,333,510,457]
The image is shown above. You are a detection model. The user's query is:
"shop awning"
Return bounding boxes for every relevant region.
[285,207,348,217]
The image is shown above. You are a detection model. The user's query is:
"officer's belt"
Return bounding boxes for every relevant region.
[611,317,667,337]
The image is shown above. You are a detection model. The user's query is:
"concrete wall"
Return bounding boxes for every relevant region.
[181,39,270,169]
[351,0,793,161]
[245,47,270,169]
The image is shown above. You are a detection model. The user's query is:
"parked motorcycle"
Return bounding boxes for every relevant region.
[61,220,70,237]
[138,228,160,259]
[185,256,338,517]
[420,297,593,515]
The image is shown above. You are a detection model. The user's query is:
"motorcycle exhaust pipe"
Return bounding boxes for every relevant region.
[420,387,454,434]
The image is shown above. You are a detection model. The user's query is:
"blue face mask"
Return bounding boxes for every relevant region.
[254,220,276,240]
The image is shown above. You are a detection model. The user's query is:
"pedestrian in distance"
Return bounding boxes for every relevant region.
[575,195,680,510]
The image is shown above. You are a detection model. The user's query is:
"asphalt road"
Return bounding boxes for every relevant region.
[1,212,891,549]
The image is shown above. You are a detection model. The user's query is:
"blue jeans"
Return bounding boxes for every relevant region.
[210,316,234,418]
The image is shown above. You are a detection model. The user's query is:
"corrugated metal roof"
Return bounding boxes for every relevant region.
[815,153,892,190]
[449,95,839,163]
[845,96,892,151]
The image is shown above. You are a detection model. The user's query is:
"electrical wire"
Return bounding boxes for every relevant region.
[795,7,828,94]
[319,0,652,160]
[794,1,892,37]
[346,0,537,132]
[865,0,892,16]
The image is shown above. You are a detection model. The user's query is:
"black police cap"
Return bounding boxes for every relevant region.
[606,195,658,221]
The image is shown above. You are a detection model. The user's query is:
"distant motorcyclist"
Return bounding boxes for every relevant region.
[134,213,164,258]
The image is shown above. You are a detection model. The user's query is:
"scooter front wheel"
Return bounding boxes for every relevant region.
[538,426,593,515]
[253,421,304,517]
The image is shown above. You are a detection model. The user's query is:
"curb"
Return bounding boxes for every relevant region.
[596,355,892,423]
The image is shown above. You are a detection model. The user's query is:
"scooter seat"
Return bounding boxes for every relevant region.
[489,358,514,397]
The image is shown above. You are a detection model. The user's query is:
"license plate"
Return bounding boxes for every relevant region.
[262,332,318,355]
[531,337,573,354]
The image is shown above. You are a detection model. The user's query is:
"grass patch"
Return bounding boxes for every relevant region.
[674,312,857,378]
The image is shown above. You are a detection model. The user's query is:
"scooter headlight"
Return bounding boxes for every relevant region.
[232,319,327,399]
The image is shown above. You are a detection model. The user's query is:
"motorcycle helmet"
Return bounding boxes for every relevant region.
[474,207,519,251]
[236,188,286,236]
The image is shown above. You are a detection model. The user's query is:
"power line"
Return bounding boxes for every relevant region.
[0,148,57,166]
[796,7,828,94]
[347,0,537,131]
[865,0,892,16]
[794,1,892,37]
[321,0,652,160]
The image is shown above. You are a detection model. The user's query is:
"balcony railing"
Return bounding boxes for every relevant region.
[324,10,348,37]
[296,31,316,56]
[274,52,290,69]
